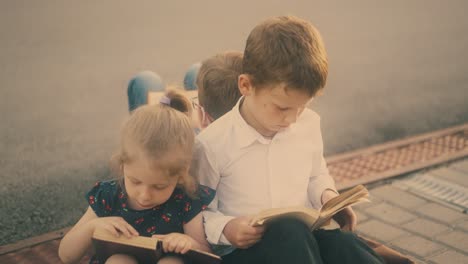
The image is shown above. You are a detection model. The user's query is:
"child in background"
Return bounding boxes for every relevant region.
[195,16,385,264]
[194,51,243,128]
[59,88,215,264]
[127,51,243,131]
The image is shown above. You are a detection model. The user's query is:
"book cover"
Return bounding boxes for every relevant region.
[92,228,221,264]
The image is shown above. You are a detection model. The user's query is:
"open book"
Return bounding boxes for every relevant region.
[92,228,221,264]
[250,185,369,230]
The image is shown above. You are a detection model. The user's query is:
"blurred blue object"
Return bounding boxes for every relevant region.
[127,63,200,111]
[127,71,164,111]
[183,62,201,90]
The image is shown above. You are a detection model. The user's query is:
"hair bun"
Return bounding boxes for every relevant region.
[163,87,193,115]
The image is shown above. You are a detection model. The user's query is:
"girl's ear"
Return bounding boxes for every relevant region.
[238,74,254,96]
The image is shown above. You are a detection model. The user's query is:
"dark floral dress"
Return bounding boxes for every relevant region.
[86,180,215,263]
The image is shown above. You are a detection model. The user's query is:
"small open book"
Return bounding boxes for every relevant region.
[92,228,221,264]
[250,185,369,230]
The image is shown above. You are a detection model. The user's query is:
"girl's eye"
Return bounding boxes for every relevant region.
[129,178,140,184]
[168,169,181,177]
[153,185,167,190]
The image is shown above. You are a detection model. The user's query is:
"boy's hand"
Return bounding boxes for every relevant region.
[332,206,357,231]
[321,189,357,231]
[153,233,195,254]
[91,217,139,238]
[321,188,339,205]
[223,216,265,249]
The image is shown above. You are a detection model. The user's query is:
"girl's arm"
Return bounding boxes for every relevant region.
[58,206,139,264]
[58,207,99,264]
[183,212,212,252]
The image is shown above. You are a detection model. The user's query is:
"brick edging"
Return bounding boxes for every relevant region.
[0,227,70,255]
[326,123,468,164]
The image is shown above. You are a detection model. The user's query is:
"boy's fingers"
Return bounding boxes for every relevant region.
[341,223,352,232]
[244,226,264,236]
[342,209,357,232]
[237,238,258,249]
[242,231,263,241]
[254,226,266,234]
[246,238,261,247]
[347,218,356,231]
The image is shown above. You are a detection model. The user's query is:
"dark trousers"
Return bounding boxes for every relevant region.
[222,218,385,264]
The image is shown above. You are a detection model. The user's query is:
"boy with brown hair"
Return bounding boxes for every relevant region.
[195,16,385,263]
[194,51,243,128]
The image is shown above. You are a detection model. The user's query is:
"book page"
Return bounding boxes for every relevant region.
[319,185,369,220]
[251,206,320,228]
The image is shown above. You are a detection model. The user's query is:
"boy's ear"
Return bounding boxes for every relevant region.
[200,112,214,129]
[238,74,254,96]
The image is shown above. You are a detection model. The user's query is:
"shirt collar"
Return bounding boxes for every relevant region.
[231,97,261,148]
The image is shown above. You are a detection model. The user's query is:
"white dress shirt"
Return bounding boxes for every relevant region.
[194,98,336,252]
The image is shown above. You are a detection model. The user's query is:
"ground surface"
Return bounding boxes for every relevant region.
[1,0,467,245]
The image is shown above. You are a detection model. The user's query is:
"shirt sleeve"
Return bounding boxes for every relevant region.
[181,185,216,223]
[203,195,235,245]
[85,181,117,217]
[307,156,338,209]
[192,138,235,245]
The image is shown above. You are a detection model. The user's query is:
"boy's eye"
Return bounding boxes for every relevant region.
[277,106,289,111]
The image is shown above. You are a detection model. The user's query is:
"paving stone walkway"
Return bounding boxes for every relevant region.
[354,158,468,263]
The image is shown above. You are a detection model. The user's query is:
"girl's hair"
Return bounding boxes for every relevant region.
[111,87,198,197]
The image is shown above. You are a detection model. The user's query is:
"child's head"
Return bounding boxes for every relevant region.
[113,88,196,210]
[196,51,243,125]
[242,15,328,96]
[238,16,328,137]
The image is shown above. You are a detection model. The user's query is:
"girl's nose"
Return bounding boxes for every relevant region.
[139,186,152,200]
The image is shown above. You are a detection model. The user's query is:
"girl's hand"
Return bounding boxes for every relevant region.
[91,217,139,238]
[152,233,194,254]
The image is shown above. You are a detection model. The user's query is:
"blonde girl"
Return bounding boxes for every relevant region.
[59,88,215,264]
